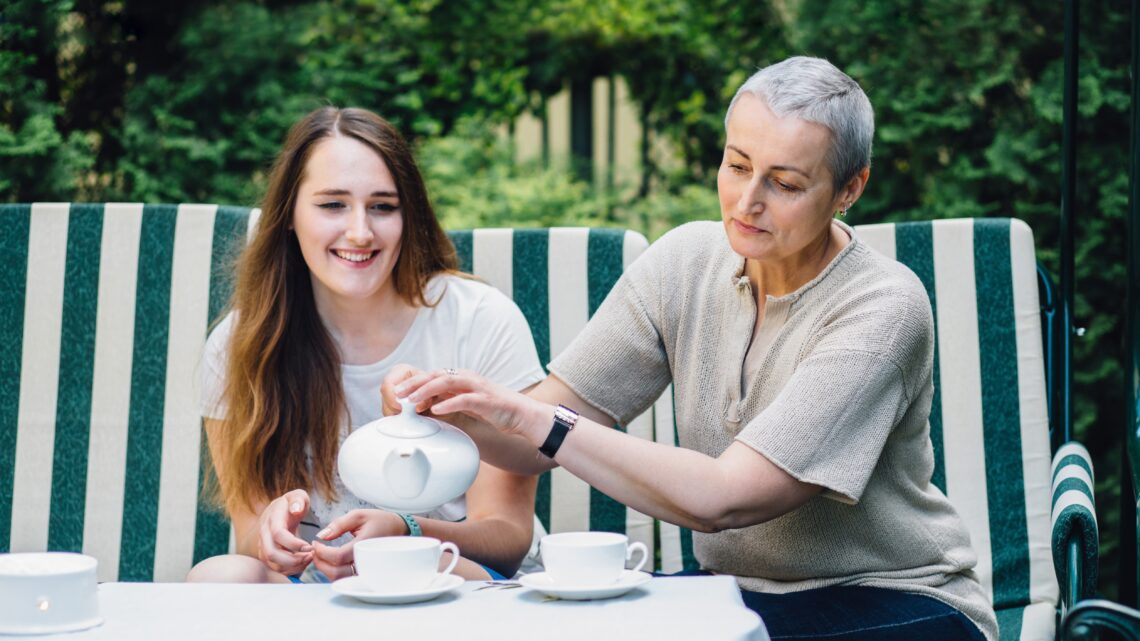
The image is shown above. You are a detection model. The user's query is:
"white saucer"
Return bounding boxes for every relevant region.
[331,573,464,604]
[518,570,651,600]
[0,616,103,635]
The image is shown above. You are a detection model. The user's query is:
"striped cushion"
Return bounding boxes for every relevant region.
[0,204,696,580]
[0,204,1073,630]
[998,602,1059,641]
[856,218,1060,641]
[1,203,251,582]
[1050,442,1097,599]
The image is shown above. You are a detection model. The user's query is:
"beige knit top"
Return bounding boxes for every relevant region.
[549,220,998,641]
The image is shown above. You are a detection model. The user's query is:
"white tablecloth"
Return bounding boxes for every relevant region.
[7,576,767,641]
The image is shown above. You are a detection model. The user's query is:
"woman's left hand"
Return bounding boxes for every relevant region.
[310,509,408,580]
[396,368,548,441]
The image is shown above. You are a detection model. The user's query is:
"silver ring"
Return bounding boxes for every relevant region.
[445,368,458,376]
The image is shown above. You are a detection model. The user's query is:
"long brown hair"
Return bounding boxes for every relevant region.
[215,107,457,517]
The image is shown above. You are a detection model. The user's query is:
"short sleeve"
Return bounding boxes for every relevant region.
[736,296,931,503]
[548,250,673,427]
[462,287,546,393]
[198,313,233,420]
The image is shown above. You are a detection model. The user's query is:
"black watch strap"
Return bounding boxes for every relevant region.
[538,405,579,459]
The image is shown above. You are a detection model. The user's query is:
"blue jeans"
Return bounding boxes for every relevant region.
[661,572,985,641]
[743,585,985,640]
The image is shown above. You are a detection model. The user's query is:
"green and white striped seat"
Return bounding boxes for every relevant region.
[0,204,1092,641]
[1,203,250,582]
[0,203,693,581]
[855,218,1076,641]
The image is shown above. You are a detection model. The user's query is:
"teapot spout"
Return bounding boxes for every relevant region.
[382,446,430,498]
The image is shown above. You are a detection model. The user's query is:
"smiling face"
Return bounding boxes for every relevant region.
[293,135,404,313]
[717,93,854,269]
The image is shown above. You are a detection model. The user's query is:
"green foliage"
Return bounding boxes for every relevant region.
[305,0,534,137]
[0,0,96,200]
[622,183,720,241]
[419,122,610,229]
[0,108,94,199]
[5,0,543,204]
[522,0,787,183]
[6,0,1136,598]
[113,2,321,204]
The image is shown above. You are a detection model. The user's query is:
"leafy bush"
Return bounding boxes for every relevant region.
[419,123,611,229]
[5,0,1136,598]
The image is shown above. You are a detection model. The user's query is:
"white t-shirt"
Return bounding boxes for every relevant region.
[199,273,546,539]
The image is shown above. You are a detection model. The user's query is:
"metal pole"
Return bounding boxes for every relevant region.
[1124,464,1137,606]
[1124,0,1140,609]
[570,76,593,183]
[1068,535,1084,611]
[1060,0,1077,447]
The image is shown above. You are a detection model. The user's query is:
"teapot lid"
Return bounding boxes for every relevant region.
[375,399,442,438]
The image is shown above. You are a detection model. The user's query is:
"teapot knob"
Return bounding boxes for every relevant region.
[382,446,430,499]
[376,398,440,438]
[398,397,418,415]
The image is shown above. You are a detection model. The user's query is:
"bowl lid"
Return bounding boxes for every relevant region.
[0,552,97,576]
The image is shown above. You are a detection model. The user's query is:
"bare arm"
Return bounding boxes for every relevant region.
[535,379,821,531]
[203,418,313,573]
[418,462,536,577]
[229,504,260,558]
[404,373,823,532]
[203,417,261,557]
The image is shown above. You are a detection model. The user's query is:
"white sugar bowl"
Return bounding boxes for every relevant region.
[0,552,102,635]
[338,398,481,513]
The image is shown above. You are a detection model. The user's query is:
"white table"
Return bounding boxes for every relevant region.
[8,576,767,641]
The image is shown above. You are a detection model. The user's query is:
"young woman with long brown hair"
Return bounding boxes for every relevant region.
[186,106,543,584]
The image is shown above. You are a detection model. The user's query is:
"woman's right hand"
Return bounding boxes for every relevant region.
[257,489,314,576]
[381,364,459,416]
[310,509,409,581]
[384,365,567,476]
[397,368,549,440]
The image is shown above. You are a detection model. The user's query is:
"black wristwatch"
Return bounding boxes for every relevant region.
[538,405,579,459]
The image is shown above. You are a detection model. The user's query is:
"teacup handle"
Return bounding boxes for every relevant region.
[626,541,648,573]
[439,542,460,576]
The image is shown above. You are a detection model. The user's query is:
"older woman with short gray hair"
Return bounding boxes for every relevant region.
[392,56,997,641]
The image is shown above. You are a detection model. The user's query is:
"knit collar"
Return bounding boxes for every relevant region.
[728,219,864,302]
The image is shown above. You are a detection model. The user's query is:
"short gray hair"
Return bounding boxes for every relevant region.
[725,56,874,193]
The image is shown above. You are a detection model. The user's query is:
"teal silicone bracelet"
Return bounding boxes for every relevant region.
[397,513,421,537]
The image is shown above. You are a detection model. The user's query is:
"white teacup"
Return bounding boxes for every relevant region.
[352,536,460,594]
[0,553,101,635]
[540,532,648,586]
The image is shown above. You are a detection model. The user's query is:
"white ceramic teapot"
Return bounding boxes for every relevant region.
[337,398,481,513]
